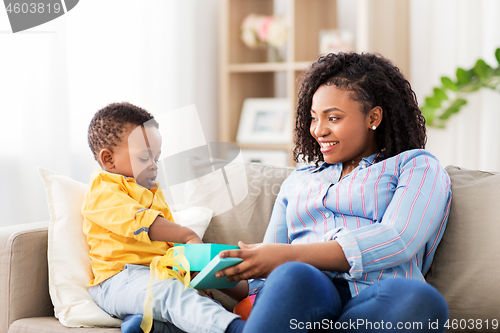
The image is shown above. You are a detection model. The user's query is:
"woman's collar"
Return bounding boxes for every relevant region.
[311,152,381,173]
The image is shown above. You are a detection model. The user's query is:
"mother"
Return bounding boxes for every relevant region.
[219,52,451,333]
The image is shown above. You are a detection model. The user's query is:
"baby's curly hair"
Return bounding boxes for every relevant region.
[88,102,158,161]
[293,52,426,165]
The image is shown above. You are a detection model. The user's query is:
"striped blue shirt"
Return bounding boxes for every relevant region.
[252,149,451,298]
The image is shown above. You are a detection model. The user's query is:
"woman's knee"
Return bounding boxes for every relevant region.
[268,262,319,283]
[340,279,448,332]
[266,263,339,302]
[256,262,343,319]
[265,262,333,295]
[379,279,449,321]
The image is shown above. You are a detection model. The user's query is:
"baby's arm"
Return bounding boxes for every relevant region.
[148,216,202,244]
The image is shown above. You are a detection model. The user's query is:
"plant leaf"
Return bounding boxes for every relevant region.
[423,48,500,128]
[433,87,448,101]
[439,106,460,120]
[441,77,459,92]
[456,68,471,84]
[438,98,467,121]
[473,59,491,79]
[425,96,441,108]
[420,105,435,126]
[454,98,467,107]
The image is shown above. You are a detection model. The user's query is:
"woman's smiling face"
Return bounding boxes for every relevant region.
[310,84,381,165]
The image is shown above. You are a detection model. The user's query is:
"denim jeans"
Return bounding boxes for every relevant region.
[242,262,448,332]
[89,264,238,333]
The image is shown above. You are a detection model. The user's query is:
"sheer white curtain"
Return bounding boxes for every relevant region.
[0,0,219,227]
[410,0,500,171]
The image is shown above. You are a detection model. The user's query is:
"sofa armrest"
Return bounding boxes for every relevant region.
[0,222,53,332]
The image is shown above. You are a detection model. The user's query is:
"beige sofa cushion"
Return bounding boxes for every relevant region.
[0,222,53,333]
[426,166,500,331]
[8,317,120,333]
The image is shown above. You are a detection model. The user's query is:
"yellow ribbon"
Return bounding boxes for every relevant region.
[140,246,191,333]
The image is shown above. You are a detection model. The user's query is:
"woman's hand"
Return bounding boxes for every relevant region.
[216,241,351,282]
[216,241,291,281]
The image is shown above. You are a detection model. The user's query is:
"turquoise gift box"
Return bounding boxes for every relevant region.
[173,243,243,289]
[173,243,239,271]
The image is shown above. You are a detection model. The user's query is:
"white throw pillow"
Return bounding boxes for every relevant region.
[38,168,213,327]
[39,168,123,327]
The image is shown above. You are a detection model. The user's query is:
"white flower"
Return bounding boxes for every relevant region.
[267,17,287,49]
[240,14,287,50]
[241,14,259,31]
[241,29,259,48]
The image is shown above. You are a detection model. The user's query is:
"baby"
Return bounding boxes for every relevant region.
[82,102,244,333]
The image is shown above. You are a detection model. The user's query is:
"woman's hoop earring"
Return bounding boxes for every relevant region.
[371,126,377,130]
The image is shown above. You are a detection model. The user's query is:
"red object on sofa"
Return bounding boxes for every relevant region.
[233,295,256,321]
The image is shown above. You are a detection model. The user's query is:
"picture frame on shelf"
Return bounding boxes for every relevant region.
[236,98,292,145]
[319,29,354,55]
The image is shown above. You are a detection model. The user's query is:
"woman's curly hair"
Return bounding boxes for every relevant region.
[293,52,426,165]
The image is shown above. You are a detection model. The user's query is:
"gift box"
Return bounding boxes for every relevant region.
[173,243,243,289]
[173,243,239,271]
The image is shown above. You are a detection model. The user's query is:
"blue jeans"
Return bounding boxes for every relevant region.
[243,262,448,332]
[89,264,238,333]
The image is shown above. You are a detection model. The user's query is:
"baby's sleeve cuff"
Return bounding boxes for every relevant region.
[133,209,165,243]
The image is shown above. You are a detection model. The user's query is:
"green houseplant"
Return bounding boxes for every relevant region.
[421,48,500,128]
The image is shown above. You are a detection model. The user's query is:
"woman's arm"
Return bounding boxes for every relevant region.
[330,153,451,278]
[217,240,350,281]
[149,216,202,244]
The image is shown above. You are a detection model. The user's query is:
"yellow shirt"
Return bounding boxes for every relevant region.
[82,169,174,286]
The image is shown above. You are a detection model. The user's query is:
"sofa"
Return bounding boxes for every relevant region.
[1,163,500,333]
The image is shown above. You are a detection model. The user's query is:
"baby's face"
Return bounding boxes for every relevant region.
[112,124,162,189]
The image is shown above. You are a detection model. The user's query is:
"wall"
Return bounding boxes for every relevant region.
[410,0,500,171]
[0,0,220,227]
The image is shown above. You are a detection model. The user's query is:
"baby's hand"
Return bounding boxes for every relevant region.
[202,289,214,299]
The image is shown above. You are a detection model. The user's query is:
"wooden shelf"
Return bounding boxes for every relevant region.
[228,62,288,72]
[227,61,312,73]
[237,143,293,151]
[219,0,338,167]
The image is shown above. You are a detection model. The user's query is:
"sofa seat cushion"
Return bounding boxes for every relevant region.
[8,317,120,333]
[425,166,500,330]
